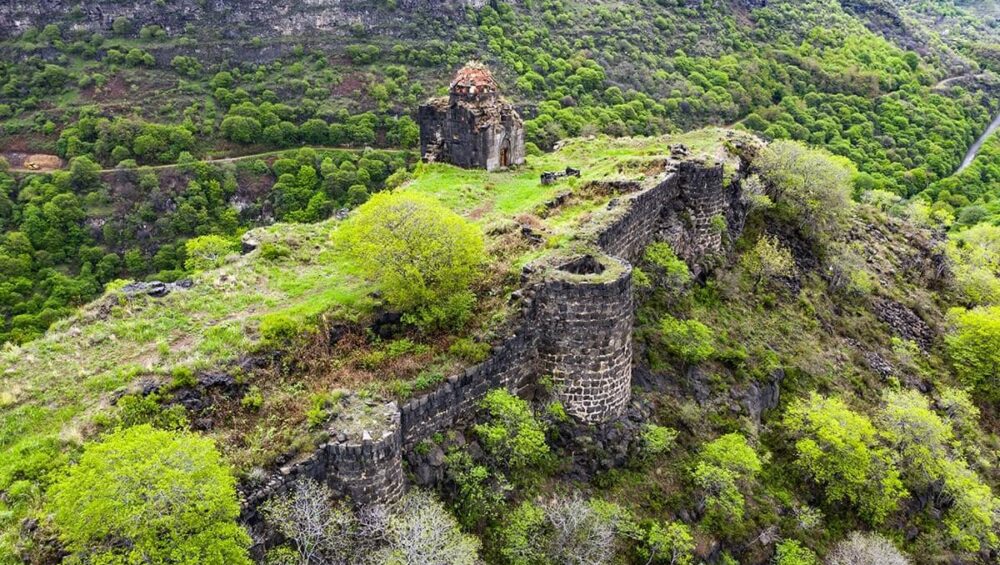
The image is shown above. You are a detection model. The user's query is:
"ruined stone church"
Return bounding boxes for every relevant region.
[418,62,526,171]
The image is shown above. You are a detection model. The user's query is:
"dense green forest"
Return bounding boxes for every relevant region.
[0,0,997,343]
[2,0,1000,564]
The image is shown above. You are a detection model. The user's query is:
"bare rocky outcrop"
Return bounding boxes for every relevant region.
[0,0,491,38]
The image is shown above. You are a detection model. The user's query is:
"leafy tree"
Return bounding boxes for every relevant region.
[386,116,420,148]
[45,425,251,564]
[878,389,952,490]
[692,433,762,530]
[773,540,819,565]
[443,449,508,529]
[945,306,1000,400]
[262,479,363,565]
[878,390,997,553]
[111,16,129,36]
[782,393,906,524]
[334,192,485,328]
[210,71,235,90]
[496,501,547,564]
[639,521,694,565]
[741,235,794,290]
[374,490,480,565]
[755,140,854,246]
[300,119,330,144]
[947,224,1000,306]
[220,115,263,144]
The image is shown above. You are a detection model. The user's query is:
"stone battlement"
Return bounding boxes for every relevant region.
[243,153,755,527]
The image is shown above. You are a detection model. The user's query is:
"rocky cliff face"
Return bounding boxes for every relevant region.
[0,0,489,38]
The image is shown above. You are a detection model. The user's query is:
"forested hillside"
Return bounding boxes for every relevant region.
[2,1,1000,564]
[0,0,997,343]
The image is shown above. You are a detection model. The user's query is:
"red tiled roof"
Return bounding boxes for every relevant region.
[450,62,498,91]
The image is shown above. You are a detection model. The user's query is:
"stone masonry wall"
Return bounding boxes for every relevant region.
[242,159,749,522]
[596,161,730,273]
[597,171,680,263]
[399,329,538,447]
[242,403,404,525]
[536,258,633,423]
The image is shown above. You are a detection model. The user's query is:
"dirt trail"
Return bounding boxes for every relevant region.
[933,72,992,90]
[5,145,408,175]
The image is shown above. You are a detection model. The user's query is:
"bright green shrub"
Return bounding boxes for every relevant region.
[113,393,188,430]
[640,521,694,565]
[497,500,547,564]
[773,540,819,565]
[444,449,508,528]
[945,306,1000,400]
[741,235,794,290]
[643,242,690,288]
[45,425,251,564]
[658,315,715,363]
[334,192,485,329]
[782,393,906,524]
[692,433,761,531]
[474,389,549,473]
[184,234,238,271]
[449,337,491,363]
[241,386,263,411]
[259,313,304,344]
[641,424,678,458]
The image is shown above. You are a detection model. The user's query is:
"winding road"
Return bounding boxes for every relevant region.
[957,110,1000,174]
[933,72,1000,175]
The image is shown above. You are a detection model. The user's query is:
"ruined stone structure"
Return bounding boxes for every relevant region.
[243,151,755,525]
[537,255,634,422]
[418,62,525,171]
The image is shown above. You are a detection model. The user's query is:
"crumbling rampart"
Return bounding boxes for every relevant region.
[242,154,753,527]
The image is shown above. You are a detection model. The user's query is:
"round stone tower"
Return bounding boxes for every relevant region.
[536,254,633,423]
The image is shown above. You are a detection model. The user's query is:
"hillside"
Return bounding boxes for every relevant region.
[3,1,1000,564]
[1,0,999,343]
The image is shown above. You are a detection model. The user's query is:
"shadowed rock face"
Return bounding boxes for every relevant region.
[418,63,526,172]
[0,0,489,38]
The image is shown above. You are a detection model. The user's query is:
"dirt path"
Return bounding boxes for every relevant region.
[7,145,408,175]
[933,72,992,90]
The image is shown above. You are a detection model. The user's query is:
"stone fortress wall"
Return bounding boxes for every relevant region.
[242,154,752,524]
[536,255,634,423]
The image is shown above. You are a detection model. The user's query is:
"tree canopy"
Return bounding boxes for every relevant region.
[45,425,251,565]
[334,191,485,328]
